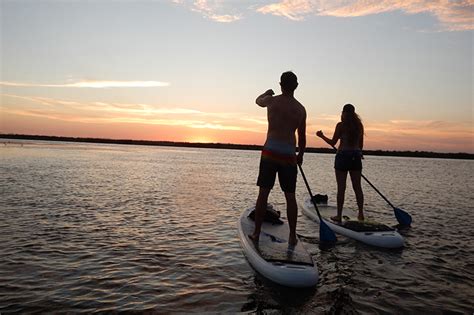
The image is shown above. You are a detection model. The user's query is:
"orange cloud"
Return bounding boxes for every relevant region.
[257,0,474,31]
[318,118,473,152]
[306,113,474,152]
[173,0,242,23]
[1,93,265,133]
[256,0,314,21]
[316,0,474,31]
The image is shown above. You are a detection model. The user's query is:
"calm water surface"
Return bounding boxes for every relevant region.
[1,140,473,314]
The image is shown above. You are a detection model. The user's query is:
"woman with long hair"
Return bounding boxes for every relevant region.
[316,104,364,223]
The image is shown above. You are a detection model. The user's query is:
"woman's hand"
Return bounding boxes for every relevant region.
[316,130,324,138]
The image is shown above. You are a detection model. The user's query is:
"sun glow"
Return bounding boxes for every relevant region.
[187,135,215,144]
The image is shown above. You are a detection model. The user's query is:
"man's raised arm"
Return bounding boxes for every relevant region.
[256,89,275,107]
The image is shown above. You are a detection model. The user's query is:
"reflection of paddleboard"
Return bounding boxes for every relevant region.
[301,197,404,249]
[237,206,318,288]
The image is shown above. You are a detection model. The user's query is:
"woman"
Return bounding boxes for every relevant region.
[316,104,364,223]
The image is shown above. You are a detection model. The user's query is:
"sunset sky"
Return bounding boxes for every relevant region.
[1,0,473,153]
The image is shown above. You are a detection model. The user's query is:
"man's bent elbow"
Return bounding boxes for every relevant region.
[256,99,266,107]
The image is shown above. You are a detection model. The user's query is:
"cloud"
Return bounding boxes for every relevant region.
[365,119,474,152]
[0,93,263,133]
[0,80,170,88]
[305,113,340,131]
[306,114,473,152]
[172,1,473,31]
[256,0,315,21]
[187,122,252,130]
[368,119,473,136]
[173,0,242,23]
[240,117,268,125]
[1,94,202,115]
[256,0,474,31]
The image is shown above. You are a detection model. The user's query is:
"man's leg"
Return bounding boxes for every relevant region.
[284,192,298,246]
[249,187,271,242]
[279,163,298,246]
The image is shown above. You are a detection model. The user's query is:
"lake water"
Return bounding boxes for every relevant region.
[1,140,473,314]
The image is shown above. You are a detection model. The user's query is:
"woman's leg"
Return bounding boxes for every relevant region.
[334,169,348,222]
[349,170,364,220]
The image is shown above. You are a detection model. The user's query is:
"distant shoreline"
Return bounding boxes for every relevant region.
[1,134,473,160]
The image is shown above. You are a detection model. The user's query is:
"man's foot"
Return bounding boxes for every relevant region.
[248,234,259,243]
[358,212,365,221]
[331,216,342,223]
[288,234,298,246]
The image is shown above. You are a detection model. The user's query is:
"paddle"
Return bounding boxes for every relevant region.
[298,164,337,244]
[327,144,412,226]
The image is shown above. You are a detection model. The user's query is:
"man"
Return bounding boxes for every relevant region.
[249,71,307,246]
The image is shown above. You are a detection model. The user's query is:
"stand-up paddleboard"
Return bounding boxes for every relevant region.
[237,206,318,288]
[301,197,404,248]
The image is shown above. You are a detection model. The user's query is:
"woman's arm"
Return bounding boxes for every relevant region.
[316,122,342,147]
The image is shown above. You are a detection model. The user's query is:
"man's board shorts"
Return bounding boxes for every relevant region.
[334,150,362,171]
[257,139,297,193]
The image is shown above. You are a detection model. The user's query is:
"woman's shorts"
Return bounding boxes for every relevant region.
[334,150,362,171]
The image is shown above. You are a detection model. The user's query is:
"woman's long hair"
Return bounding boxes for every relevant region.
[341,104,364,147]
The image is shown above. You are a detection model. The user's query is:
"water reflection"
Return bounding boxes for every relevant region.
[0,141,473,313]
[241,272,317,312]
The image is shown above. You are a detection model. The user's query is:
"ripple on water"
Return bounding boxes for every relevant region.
[1,144,473,313]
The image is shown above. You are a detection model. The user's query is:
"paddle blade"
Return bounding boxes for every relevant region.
[319,220,337,243]
[394,207,412,226]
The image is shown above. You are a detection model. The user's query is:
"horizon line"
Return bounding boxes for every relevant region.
[1,133,473,159]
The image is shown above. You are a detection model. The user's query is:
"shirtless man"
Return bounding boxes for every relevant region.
[249,71,307,246]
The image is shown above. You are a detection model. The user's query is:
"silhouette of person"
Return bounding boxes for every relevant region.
[316,104,365,223]
[249,71,307,246]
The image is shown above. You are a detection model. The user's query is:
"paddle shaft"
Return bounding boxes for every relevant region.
[360,174,395,208]
[298,164,338,243]
[297,164,323,221]
[328,144,395,209]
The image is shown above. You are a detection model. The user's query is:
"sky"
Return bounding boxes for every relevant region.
[0,0,473,153]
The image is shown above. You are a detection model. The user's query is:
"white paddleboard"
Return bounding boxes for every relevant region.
[237,206,318,288]
[300,197,404,249]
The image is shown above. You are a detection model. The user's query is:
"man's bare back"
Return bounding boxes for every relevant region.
[256,90,306,160]
[266,95,305,147]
